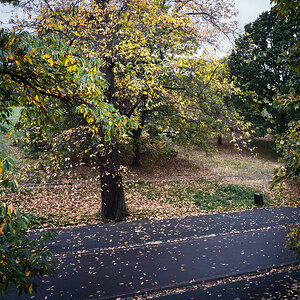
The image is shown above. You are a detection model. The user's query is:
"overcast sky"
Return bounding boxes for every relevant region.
[217,0,273,54]
[234,0,272,29]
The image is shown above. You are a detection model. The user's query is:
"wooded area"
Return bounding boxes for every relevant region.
[0,0,299,297]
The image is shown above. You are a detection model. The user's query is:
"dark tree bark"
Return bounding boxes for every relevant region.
[131,111,146,167]
[99,71,128,220]
[279,112,287,133]
[98,56,129,221]
[131,127,143,167]
[217,135,223,145]
[100,141,128,221]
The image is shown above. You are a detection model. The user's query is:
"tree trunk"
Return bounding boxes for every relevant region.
[98,56,129,221]
[218,135,223,145]
[131,110,146,167]
[100,142,128,221]
[131,127,143,167]
[279,112,287,133]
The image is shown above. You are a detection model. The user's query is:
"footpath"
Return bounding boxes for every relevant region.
[5,206,300,299]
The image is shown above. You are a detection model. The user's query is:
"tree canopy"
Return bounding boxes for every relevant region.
[268,0,300,188]
[1,0,246,221]
[228,10,299,136]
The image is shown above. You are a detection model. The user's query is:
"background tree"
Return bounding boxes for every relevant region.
[152,56,250,148]
[228,10,299,136]
[268,0,300,187]
[0,26,137,221]
[269,0,299,261]
[0,0,19,4]
[270,0,300,75]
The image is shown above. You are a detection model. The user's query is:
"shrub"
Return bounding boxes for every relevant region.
[286,224,300,261]
[0,157,57,297]
[0,202,57,297]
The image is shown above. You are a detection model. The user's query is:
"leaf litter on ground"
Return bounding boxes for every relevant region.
[0,139,299,229]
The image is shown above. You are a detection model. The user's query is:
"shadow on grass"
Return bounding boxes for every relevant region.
[251,138,280,161]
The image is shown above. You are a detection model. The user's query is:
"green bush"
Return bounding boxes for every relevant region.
[0,203,57,297]
[158,145,178,157]
[273,121,300,190]
[0,156,18,192]
[0,157,57,297]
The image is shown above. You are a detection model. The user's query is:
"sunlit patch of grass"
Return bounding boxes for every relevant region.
[181,139,281,179]
[0,135,10,157]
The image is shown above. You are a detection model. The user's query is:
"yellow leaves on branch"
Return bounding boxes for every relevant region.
[0,203,18,235]
[0,223,5,235]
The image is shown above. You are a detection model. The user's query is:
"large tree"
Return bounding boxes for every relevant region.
[270,0,300,262]
[36,0,240,220]
[270,0,300,75]
[228,10,299,136]
[2,0,239,221]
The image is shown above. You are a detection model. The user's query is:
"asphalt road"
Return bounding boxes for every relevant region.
[154,268,300,300]
[5,206,300,299]
[29,206,300,253]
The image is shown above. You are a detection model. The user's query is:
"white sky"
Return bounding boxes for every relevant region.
[234,0,272,30]
[0,3,23,27]
[216,0,273,54]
